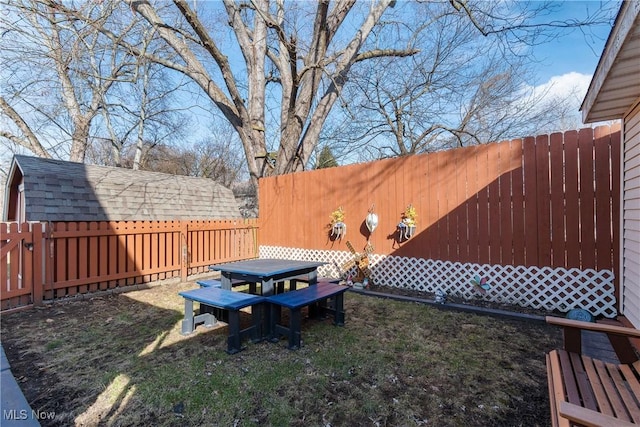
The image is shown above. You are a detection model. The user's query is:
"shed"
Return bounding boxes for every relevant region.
[581,1,640,328]
[2,155,242,222]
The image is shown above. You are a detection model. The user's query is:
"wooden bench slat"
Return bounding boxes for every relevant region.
[558,350,582,405]
[620,364,640,403]
[582,354,615,416]
[593,358,632,421]
[559,402,637,427]
[606,362,640,423]
[547,352,566,427]
[568,352,598,410]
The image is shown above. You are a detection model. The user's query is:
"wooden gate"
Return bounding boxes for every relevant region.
[1,222,45,311]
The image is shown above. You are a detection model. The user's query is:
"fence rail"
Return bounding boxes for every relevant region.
[1,219,257,311]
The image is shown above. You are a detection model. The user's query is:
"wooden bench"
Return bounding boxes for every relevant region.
[545,316,640,426]
[197,278,253,290]
[196,278,258,321]
[265,282,348,350]
[179,287,265,354]
[287,274,340,291]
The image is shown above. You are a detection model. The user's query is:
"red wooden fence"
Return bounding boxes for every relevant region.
[1,219,257,311]
[259,125,621,274]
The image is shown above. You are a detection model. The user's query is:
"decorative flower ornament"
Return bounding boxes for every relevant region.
[402,204,417,227]
[398,204,417,240]
[330,206,346,239]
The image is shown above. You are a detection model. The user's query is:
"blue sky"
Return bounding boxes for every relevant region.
[518,1,621,126]
[529,1,619,83]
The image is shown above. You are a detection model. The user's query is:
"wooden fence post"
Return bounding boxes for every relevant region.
[32,222,44,306]
[181,221,188,281]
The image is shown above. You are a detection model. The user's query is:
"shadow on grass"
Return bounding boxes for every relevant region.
[0,281,562,426]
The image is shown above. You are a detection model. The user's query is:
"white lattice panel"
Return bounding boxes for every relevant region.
[259,246,617,317]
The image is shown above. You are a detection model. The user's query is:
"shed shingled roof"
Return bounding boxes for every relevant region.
[8,155,242,221]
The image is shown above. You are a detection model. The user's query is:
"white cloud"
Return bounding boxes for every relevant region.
[529,72,593,105]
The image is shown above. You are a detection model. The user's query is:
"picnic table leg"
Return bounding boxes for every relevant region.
[308,270,318,285]
[220,273,232,291]
[334,294,345,326]
[262,277,274,296]
[181,299,196,334]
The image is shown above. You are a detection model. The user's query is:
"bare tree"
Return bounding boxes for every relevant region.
[58,0,416,187]
[322,1,618,160]
[1,0,190,167]
[0,0,141,161]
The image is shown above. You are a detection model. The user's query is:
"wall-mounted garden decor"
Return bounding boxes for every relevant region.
[398,204,417,241]
[365,204,378,235]
[330,206,346,239]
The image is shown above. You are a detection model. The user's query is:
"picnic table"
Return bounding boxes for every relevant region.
[209,258,326,296]
[181,258,347,352]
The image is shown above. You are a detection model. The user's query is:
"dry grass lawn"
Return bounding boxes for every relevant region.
[1,280,561,426]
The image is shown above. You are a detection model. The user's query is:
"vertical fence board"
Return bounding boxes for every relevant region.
[488,143,501,264]
[424,153,438,259]
[78,222,89,293]
[564,131,581,267]
[499,141,514,265]
[536,135,552,266]
[456,150,469,262]
[550,133,567,268]
[466,147,479,264]
[511,140,526,266]
[523,137,539,266]
[477,145,490,264]
[579,128,596,269]
[594,125,613,271]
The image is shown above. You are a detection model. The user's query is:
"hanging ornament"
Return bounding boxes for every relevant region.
[365,204,378,233]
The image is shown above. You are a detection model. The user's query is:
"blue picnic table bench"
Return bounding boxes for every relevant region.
[179,287,265,354]
[266,282,348,350]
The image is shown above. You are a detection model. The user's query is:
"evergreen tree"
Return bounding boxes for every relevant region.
[315,145,338,169]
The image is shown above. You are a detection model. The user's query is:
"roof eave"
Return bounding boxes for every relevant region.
[581,1,640,123]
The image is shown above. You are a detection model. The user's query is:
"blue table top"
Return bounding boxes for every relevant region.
[209,259,326,276]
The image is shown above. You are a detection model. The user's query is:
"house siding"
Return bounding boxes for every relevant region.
[622,100,640,328]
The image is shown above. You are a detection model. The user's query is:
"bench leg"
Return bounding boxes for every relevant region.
[226,310,243,354]
[288,308,302,350]
[200,303,228,323]
[182,299,217,335]
[251,304,264,342]
[181,299,196,334]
